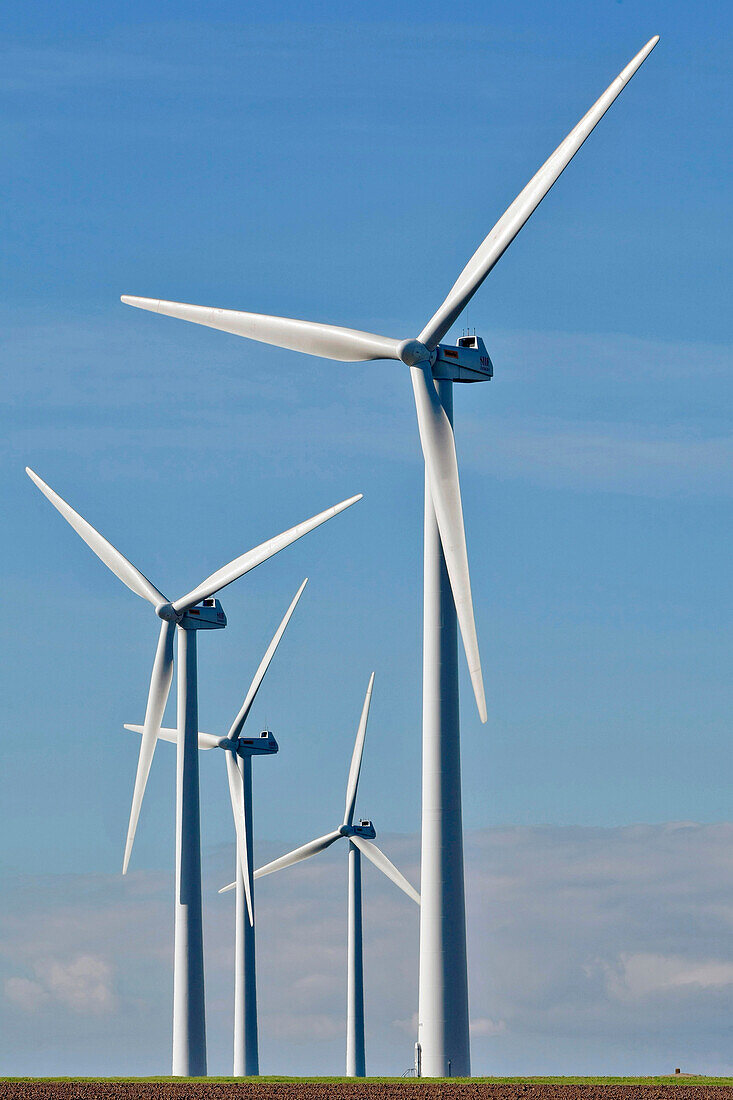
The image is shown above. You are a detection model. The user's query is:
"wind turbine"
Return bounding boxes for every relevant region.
[234,671,420,1077]
[120,37,659,1075]
[26,468,360,1076]
[125,577,307,1077]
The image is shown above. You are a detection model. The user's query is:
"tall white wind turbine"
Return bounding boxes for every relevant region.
[126,577,307,1077]
[120,38,659,1075]
[237,672,420,1077]
[26,469,360,1076]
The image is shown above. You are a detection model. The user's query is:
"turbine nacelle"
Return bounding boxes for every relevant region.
[235,729,279,757]
[399,333,493,383]
[340,820,377,840]
[180,597,227,630]
[433,335,493,384]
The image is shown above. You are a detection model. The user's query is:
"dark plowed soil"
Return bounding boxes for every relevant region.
[3,1084,733,1100]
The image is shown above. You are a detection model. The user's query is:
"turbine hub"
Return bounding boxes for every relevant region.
[155,602,181,622]
[398,339,434,367]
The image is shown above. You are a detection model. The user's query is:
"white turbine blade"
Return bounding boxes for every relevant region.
[350,835,420,905]
[343,672,375,827]
[121,296,403,363]
[26,468,166,608]
[418,36,659,349]
[218,881,236,894]
[410,366,487,722]
[225,750,253,926]
[254,830,343,879]
[123,724,223,750]
[172,496,361,614]
[123,723,178,747]
[227,578,308,741]
[122,619,175,874]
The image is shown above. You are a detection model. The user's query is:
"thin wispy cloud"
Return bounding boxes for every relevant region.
[3,312,730,498]
[3,823,733,1076]
[463,418,733,497]
[597,953,733,1001]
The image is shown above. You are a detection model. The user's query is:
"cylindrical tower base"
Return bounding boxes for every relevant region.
[417,381,471,1078]
[172,626,207,1077]
[346,841,366,1077]
[234,753,259,1076]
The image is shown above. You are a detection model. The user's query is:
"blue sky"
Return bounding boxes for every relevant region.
[1,0,731,1076]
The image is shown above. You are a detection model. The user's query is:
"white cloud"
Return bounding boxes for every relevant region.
[3,955,116,1016]
[4,977,50,1013]
[470,1017,507,1036]
[45,955,116,1013]
[600,953,733,1001]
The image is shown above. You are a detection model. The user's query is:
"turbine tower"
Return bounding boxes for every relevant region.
[120,37,659,1075]
[234,672,420,1077]
[126,577,308,1076]
[26,468,360,1076]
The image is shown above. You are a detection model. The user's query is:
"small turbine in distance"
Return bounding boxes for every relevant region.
[227,671,420,1077]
